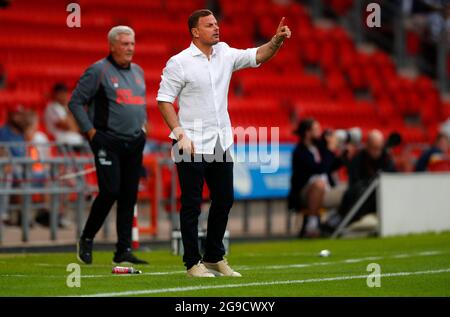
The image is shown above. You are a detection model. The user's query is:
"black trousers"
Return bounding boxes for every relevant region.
[81,130,145,253]
[174,141,234,269]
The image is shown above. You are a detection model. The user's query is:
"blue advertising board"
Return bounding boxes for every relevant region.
[232,143,295,200]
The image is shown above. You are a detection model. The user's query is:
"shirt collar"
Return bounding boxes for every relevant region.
[107,54,131,70]
[189,42,217,58]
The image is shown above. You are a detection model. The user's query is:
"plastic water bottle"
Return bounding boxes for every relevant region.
[112,266,142,274]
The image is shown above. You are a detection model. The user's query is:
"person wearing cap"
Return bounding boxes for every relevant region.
[44,82,84,147]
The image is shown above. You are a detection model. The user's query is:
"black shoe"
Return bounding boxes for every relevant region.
[113,250,149,265]
[77,238,93,264]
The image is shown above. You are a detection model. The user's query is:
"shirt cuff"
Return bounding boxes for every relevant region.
[249,47,261,68]
[156,94,176,104]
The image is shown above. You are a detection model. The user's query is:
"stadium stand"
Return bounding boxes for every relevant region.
[0,0,448,147]
[1,0,450,243]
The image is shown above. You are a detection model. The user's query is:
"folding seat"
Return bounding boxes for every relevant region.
[302,40,320,65]
[347,66,367,90]
[325,71,347,96]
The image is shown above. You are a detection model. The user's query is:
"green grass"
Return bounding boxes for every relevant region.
[1,232,450,297]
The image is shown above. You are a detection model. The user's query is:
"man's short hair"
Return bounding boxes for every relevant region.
[108,25,135,44]
[188,9,213,36]
[294,118,316,140]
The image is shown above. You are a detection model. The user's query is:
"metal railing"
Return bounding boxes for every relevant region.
[0,141,96,244]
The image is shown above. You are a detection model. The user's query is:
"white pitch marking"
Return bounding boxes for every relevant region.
[417,251,441,256]
[344,256,383,263]
[392,254,410,259]
[77,267,450,297]
[1,250,445,279]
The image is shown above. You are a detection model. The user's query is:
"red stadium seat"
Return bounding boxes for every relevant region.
[0,0,441,169]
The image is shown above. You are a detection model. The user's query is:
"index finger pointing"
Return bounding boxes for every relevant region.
[277,17,285,30]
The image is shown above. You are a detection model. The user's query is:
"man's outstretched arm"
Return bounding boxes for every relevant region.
[256,17,292,64]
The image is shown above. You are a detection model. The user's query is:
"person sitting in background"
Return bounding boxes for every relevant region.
[426,2,450,43]
[0,104,28,226]
[323,130,397,233]
[24,110,50,226]
[23,111,70,228]
[288,118,346,238]
[44,83,83,147]
[0,104,27,158]
[24,110,50,160]
[415,133,449,171]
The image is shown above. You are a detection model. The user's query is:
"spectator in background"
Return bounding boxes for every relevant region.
[347,130,396,184]
[23,111,69,228]
[0,104,27,226]
[0,104,27,158]
[418,1,450,74]
[24,110,50,161]
[24,110,50,187]
[44,83,84,147]
[288,118,346,238]
[426,2,450,43]
[23,111,51,227]
[415,133,449,171]
[323,130,397,233]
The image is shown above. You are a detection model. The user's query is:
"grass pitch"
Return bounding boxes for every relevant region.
[1,232,449,297]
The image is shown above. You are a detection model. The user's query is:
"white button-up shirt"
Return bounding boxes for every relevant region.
[156,42,260,154]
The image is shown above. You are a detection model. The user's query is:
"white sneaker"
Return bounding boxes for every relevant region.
[187,262,215,277]
[203,259,242,277]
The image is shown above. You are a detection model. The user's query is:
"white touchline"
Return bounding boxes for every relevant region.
[0,250,444,279]
[344,256,383,263]
[243,251,444,271]
[76,268,450,297]
[80,249,447,278]
[417,251,442,256]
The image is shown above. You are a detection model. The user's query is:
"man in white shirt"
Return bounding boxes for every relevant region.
[157,9,291,277]
[44,83,83,146]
